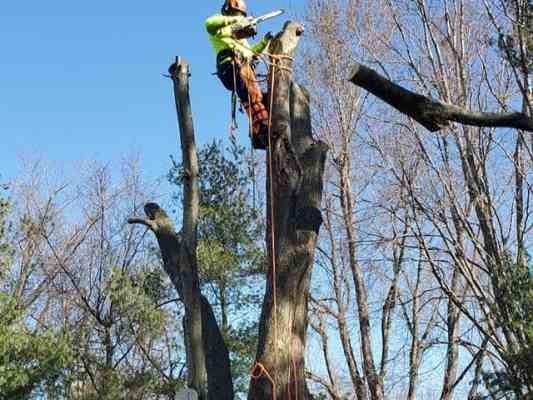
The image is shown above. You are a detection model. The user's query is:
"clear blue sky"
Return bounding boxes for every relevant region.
[0,0,302,184]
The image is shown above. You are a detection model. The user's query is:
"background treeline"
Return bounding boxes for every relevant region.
[1,0,532,399]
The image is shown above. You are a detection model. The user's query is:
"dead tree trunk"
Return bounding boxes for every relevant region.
[129,24,327,399]
[247,22,329,400]
[128,59,233,400]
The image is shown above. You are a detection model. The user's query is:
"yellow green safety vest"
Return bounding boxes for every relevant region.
[205,14,270,64]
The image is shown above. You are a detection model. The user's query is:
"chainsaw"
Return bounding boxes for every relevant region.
[231,9,284,40]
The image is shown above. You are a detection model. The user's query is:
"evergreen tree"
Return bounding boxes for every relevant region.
[169,139,264,396]
[0,179,73,399]
[483,254,533,399]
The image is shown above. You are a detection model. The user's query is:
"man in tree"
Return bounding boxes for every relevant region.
[205,0,273,148]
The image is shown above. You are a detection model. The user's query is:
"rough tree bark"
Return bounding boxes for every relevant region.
[347,63,533,133]
[128,59,233,400]
[440,269,461,400]
[338,152,384,400]
[247,22,329,400]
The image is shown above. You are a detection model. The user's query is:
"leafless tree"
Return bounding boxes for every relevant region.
[5,157,183,399]
[299,0,531,399]
[346,0,531,397]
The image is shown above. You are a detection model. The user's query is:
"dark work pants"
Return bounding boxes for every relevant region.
[216,50,269,137]
[217,60,249,103]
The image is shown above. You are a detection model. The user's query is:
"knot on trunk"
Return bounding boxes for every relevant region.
[295,206,323,234]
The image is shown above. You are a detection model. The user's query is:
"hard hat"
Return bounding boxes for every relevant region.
[221,0,247,15]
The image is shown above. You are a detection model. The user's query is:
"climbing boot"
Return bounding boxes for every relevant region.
[251,123,269,149]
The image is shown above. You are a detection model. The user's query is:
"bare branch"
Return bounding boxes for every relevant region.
[127,217,155,231]
[348,63,533,132]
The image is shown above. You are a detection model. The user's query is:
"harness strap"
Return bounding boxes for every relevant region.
[217,49,236,65]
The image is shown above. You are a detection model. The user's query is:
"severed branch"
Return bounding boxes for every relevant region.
[347,63,533,132]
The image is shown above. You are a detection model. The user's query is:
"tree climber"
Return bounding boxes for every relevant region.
[206,0,273,148]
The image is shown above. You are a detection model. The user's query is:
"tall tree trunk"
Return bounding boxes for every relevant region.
[406,260,423,400]
[322,205,368,400]
[338,162,383,400]
[170,59,206,399]
[440,269,460,400]
[101,325,114,398]
[128,59,233,400]
[247,22,329,400]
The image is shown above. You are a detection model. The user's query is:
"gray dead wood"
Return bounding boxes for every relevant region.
[247,22,329,400]
[348,63,533,133]
[128,59,233,400]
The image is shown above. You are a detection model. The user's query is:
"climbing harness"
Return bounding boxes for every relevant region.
[267,60,279,400]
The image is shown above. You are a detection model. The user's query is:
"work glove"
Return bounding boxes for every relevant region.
[232,23,257,39]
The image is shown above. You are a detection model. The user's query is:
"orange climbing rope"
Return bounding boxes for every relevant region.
[267,56,301,400]
[267,59,279,400]
[224,36,301,400]
[248,52,300,400]
[251,362,277,400]
[248,56,280,400]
